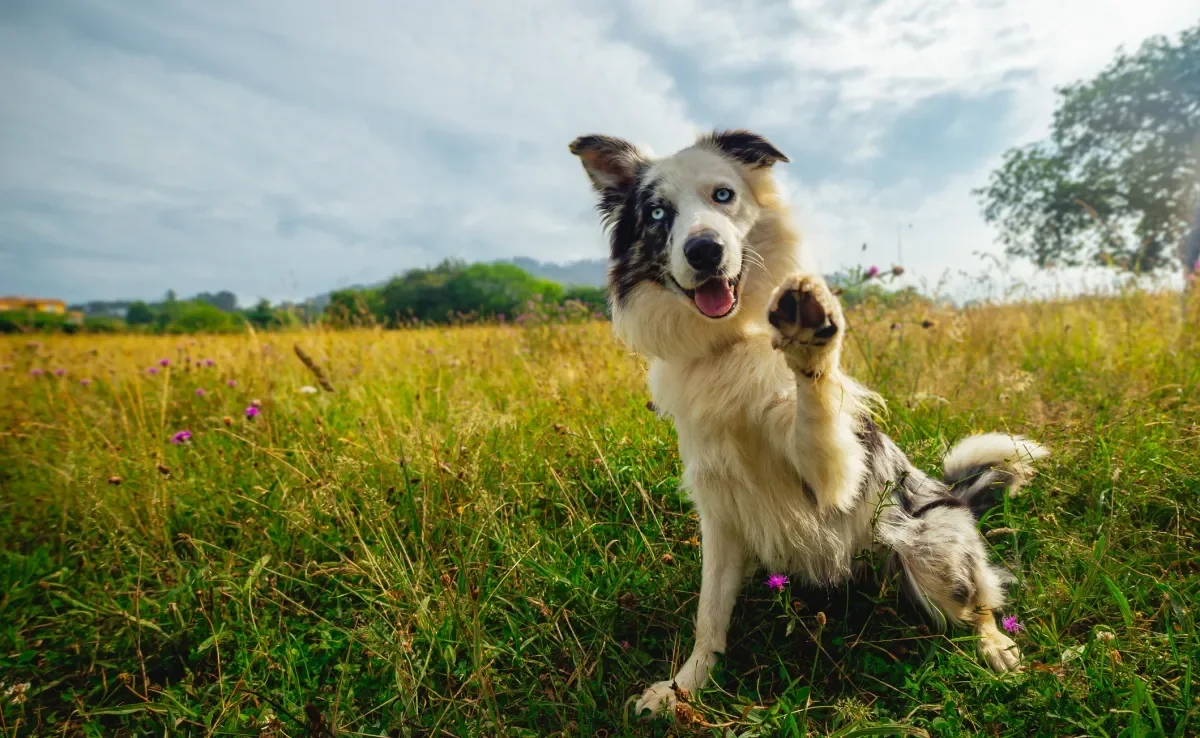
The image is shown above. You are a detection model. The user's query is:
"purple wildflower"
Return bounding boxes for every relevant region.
[202,358,216,367]
[195,388,207,397]
[147,366,160,375]
[245,405,260,419]
[53,368,66,377]
[30,368,44,377]
[865,265,880,279]
[170,429,192,445]
[765,573,789,592]
[79,378,92,386]
[226,379,237,387]
[159,358,171,367]
[1001,615,1024,634]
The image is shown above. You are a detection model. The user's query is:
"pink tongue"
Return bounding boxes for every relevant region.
[694,280,734,317]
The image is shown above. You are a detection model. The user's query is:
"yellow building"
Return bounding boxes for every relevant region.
[0,296,68,314]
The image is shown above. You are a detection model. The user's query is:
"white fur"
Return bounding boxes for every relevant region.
[944,433,1050,490]
[571,134,1043,717]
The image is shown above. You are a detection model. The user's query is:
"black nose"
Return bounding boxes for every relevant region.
[684,231,724,273]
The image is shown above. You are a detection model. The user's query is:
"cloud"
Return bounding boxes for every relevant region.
[0,0,1196,303]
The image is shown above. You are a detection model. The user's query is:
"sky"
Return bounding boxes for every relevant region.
[1,0,1196,305]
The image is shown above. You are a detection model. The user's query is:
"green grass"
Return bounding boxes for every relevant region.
[1,290,1197,737]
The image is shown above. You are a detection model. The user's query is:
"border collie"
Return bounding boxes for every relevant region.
[568,129,1048,716]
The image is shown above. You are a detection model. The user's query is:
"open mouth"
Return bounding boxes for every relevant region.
[678,273,743,319]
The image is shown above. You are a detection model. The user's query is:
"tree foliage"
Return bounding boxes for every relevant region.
[326,260,580,327]
[976,22,1200,273]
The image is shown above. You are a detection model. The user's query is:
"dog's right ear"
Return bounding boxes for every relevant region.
[568,135,647,195]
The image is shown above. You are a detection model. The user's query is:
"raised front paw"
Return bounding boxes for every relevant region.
[634,680,680,718]
[767,273,844,374]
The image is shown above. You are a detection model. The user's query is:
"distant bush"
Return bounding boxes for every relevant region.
[165,301,246,334]
[82,316,124,333]
[0,310,68,334]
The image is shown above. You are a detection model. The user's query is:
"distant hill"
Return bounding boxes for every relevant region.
[506,257,607,288]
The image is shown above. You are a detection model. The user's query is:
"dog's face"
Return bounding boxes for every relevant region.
[570,130,795,357]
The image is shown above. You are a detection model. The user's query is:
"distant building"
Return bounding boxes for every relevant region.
[0,296,67,314]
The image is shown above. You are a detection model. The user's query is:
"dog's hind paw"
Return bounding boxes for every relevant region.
[979,628,1023,673]
[634,680,679,717]
[767,273,843,376]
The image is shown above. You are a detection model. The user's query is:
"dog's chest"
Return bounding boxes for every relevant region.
[680,423,870,583]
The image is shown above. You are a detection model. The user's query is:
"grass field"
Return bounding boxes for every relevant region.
[2,289,1198,737]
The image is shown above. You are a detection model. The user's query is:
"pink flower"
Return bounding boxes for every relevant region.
[865,265,880,279]
[202,358,216,367]
[1002,615,1024,634]
[80,378,92,386]
[147,366,160,375]
[195,388,207,397]
[245,405,260,419]
[227,379,237,387]
[158,358,171,367]
[53,368,66,377]
[170,430,192,444]
[29,368,44,377]
[765,573,789,592]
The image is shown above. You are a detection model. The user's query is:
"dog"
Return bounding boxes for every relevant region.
[568,129,1049,716]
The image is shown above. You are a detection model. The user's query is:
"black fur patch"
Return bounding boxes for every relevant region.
[703,129,789,169]
[606,175,675,304]
[946,464,1010,520]
[911,496,968,518]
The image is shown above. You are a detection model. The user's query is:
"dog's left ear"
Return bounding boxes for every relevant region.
[706,129,789,169]
[568,135,647,194]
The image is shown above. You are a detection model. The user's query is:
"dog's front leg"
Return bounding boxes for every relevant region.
[765,273,866,514]
[635,516,747,717]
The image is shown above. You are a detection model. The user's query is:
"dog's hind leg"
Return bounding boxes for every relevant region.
[879,503,1022,672]
[635,516,748,717]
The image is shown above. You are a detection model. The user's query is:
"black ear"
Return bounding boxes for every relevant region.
[568,135,647,194]
[705,129,789,169]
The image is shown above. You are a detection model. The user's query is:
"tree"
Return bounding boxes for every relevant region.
[126,301,155,326]
[976,22,1200,274]
[195,290,238,313]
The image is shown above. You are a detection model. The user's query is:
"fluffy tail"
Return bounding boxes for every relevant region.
[943,433,1050,519]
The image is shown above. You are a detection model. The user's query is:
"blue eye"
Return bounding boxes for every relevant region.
[650,207,666,221]
[714,187,734,203]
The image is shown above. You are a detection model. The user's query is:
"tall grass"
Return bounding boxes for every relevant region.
[1,287,1197,737]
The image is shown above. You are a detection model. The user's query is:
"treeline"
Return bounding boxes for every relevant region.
[325,260,606,327]
[1,260,607,334]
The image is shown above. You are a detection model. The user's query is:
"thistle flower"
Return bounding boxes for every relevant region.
[202,358,216,367]
[53,368,66,377]
[1001,614,1024,634]
[147,366,160,375]
[29,368,44,377]
[195,388,207,397]
[170,429,192,445]
[865,265,880,279]
[245,405,260,419]
[765,573,789,591]
[158,358,170,367]
[226,379,237,387]
[80,378,92,386]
